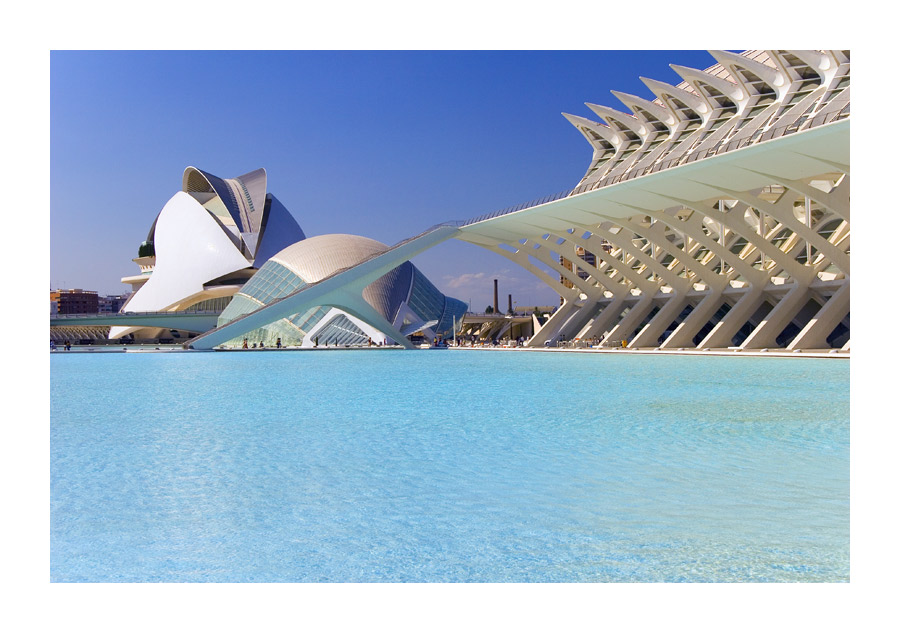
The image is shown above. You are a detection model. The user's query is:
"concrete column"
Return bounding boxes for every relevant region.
[739,284,809,349]
[629,292,691,348]
[527,300,580,347]
[698,288,765,349]
[717,184,850,274]
[658,291,721,349]
[602,295,655,347]
[576,295,627,341]
[747,171,850,222]
[557,299,607,341]
[786,281,850,350]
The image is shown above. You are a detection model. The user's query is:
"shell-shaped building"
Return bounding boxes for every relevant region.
[115,168,466,347]
[216,234,467,347]
[112,167,306,340]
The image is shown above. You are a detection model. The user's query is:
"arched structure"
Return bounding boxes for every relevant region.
[456,49,850,351]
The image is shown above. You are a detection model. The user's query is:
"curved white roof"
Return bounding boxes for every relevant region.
[563,49,850,189]
[266,233,411,321]
[269,234,389,283]
[110,191,253,338]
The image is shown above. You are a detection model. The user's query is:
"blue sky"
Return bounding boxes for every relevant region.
[51,50,719,309]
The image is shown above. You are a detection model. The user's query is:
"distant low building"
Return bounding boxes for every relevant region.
[98,294,129,314]
[54,289,99,315]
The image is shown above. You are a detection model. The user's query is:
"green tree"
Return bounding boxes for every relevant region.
[138,241,155,257]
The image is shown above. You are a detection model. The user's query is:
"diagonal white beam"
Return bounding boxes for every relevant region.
[189,225,460,350]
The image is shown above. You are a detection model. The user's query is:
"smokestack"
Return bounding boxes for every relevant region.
[493,279,499,314]
[508,294,512,314]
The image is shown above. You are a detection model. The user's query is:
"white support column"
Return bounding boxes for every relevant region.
[646,207,766,286]
[524,229,639,344]
[628,291,691,348]
[698,288,765,349]
[710,182,850,274]
[589,214,723,348]
[602,295,655,347]
[528,299,582,346]
[559,230,656,295]
[657,196,806,284]
[658,290,723,349]
[592,221,697,291]
[743,170,850,222]
[576,294,627,341]
[486,244,581,305]
[739,283,809,350]
[328,291,419,349]
[759,207,767,269]
[805,196,812,265]
[557,300,604,342]
[786,281,850,350]
[719,199,726,274]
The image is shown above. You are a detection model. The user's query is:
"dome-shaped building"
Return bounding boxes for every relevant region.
[216,234,467,347]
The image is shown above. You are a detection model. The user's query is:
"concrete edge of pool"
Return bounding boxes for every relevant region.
[51,345,849,359]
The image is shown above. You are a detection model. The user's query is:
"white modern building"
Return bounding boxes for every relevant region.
[190,49,850,353]
[113,167,466,347]
[459,49,851,351]
[112,167,306,340]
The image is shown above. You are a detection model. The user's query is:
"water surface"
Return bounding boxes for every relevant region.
[50,350,850,582]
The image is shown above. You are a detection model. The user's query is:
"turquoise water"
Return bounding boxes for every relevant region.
[50,350,849,582]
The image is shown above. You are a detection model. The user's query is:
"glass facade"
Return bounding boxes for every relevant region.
[407,268,467,337]
[289,305,330,332]
[407,267,445,325]
[186,296,234,312]
[311,314,368,346]
[436,297,468,336]
[217,260,311,347]
[215,245,468,347]
[218,294,265,326]
[239,261,307,305]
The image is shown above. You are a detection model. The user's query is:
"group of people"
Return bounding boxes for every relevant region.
[241,338,284,349]
[51,341,72,351]
[450,335,528,348]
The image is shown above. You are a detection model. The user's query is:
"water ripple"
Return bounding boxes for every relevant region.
[51,351,849,582]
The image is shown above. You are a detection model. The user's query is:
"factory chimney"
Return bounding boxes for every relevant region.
[493,279,499,314]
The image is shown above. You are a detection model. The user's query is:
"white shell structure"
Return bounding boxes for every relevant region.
[111,192,253,326]
[111,167,306,340]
